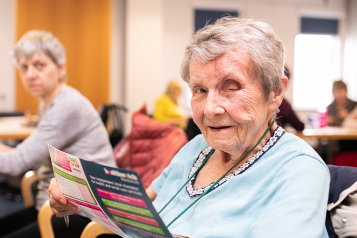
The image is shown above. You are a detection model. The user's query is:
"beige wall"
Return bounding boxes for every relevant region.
[162,0,194,117]
[0,0,15,111]
[124,0,164,132]
[110,0,125,105]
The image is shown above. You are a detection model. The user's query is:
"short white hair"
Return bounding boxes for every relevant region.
[181,17,285,98]
[11,30,66,68]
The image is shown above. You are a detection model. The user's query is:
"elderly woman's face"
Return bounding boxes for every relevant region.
[189,50,274,153]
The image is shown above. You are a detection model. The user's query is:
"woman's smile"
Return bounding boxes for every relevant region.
[207,125,233,132]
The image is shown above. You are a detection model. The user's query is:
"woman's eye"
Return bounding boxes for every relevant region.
[196,88,206,94]
[225,81,241,91]
[20,65,27,71]
[36,63,44,69]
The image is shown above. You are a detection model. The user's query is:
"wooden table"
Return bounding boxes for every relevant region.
[0,117,35,140]
[294,126,357,164]
[294,126,357,140]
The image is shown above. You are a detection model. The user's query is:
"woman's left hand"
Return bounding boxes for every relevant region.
[0,143,14,152]
[48,178,80,217]
[146,185,157,201]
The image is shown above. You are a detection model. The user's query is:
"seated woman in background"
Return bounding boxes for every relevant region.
[327,80,356,126]
[276,66,305,131]
[0,30,116,238]
[328,80,357,152]
[153,81,188,129]
[49,17,329,237]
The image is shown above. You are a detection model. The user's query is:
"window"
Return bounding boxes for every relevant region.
[301,17,338,34]
[293,34,341,109]
[195,9,238,32]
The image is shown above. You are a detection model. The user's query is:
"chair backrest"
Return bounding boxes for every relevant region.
[114,105,188,188]
[326,165,357,237]
[21,170,39,208]
[185,118,202,141]
[332,151,357,167]
[98,103,127,148]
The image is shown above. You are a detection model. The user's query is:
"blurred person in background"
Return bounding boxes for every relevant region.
[153,81,188,129]
[0,30,116,238]
[327,80,356,127]
[276,65,305,131]
[328,80,357,153]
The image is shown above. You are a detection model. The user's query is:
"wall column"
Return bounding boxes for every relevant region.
[0,0,15,111]
[125,0,164,133]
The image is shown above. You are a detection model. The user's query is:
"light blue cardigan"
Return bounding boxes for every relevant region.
[152,127,330,238]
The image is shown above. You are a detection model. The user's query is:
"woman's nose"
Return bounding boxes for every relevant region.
[25,66,36,78]
[204,92,225,118]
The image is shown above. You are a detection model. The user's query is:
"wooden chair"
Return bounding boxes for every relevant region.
[38,201,55,238]
[20,170,39,207]
[36,202,116,238]
[80,221,115,238]
[21,171,56,238]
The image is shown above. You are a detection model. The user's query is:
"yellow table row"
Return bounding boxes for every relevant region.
[0,116,35,140]
[295,126,357,140]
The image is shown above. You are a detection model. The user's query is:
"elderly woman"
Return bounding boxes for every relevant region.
[0,30,116,238]
[49,18,329,238]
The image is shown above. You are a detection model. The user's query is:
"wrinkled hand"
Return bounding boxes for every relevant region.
[48,178,80,217]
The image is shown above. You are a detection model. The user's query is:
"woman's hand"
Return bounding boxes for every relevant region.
[146,185,157,201]
[48,178,80,217]
[0,143,14,152]
[327,116,335,125]
[338,109,349,119]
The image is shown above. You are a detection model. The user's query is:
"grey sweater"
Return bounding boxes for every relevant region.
[0,86,116,210]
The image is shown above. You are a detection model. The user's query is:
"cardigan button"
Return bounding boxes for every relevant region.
[342,217,347,224]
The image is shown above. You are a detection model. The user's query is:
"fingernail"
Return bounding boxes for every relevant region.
[60,199,66,205]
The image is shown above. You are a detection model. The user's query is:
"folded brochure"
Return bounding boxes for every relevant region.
[48,145,187,238]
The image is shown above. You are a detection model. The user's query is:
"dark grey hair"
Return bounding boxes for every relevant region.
[11,30,66,69]
[180,17,285,98]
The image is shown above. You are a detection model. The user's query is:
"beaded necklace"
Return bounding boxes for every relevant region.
[159,120,275,228]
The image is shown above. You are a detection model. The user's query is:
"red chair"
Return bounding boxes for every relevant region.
[114,105,188,188]
[332,151,357,167]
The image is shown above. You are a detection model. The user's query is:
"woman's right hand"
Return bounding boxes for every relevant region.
[48,178,80,217]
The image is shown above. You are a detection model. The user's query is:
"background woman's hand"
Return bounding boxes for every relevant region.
[48,178,80,217]
[0,143,14,152]
[327,116,335,125]
[338,109,349,119]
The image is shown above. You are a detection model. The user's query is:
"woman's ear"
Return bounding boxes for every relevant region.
[58,63,67,82]
[268,75,288,111]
